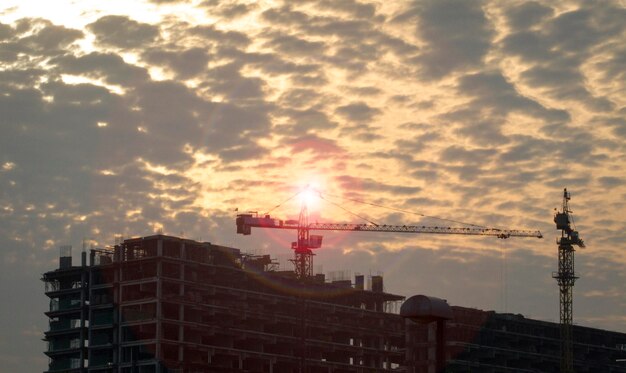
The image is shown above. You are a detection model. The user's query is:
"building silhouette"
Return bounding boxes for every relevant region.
[42,234,626,372]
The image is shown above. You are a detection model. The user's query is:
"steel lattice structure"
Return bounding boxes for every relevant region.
[237,208,542,280]
[552,188,585,373]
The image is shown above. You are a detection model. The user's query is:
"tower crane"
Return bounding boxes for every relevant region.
[236,190,543,280]
[552,188,584,373]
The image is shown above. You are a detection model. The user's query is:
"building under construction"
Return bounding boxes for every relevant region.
[43,234,626,372]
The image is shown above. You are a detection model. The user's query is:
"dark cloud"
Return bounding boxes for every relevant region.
[200,100,274,157]
[143,47,210,78]
[339,123,384,143]
[335,102,381,122]
[0,42,20,63]
[345,86,381,96]
[501,2,626,113]
[398,0,494,79]
[215,3,258,19]
[260,4,417,75]
[394,132,440,155]
[335,175,421,196]
[279,108,337,133]
[87,15,160,48]
[131,80,205,163]
[277,88,327,109]
[595,115,626,139]
[404,197,451,209]
[0,68,46,87]
[521,64,614,112]
[372,149,418,168]
[597,176,623,188]
[498,136,550,163]
[595,47,626,85]
[52,52,150,86]
[200,61,267,99]
[388,95,412,106]
[286,134,344,156]
[0,22,13,40]
[324,46,369,73]
[262,32,326,56]
[455,71,570,122]
[189,25,250,47]
[216,47,321,76]
[0,19,82,58]
[20,23,83,55]
[304,0,378,20]
[291,72,329,86]
[545,5,626,56]
[199,0,258,19]
[440,145,497,165]
[504,1,554,30]
[501,31,554,63]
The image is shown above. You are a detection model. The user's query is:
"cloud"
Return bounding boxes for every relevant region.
[501,30,554,62]
[521,64,614,112]
[215,47,321,77]
[212,3,258,19]
[335,175,421,196]
[504,1,554,30]
[456,71,570,122]
[335,102,381,122]
[2,3,626,372]
[0,22,13,40]
[189,25,250,47]
[277,88,329,109]
[279,108,338,133]
[595,47,626,84]
[143,47,210,78]
[87,15,160,48]
[286,134,344,156]
[597,176,623,188]
[262,32,327,56]
[397,0,494,79]
[260,4,417,76]
[303,0,378,20]
[17,21,83,55]
[440,145,497,165]
[501,2,626,111]
[52,52,150,86]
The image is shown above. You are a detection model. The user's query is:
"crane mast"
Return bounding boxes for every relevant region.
[292,200,315,279]
[236,199,542,280]
[552,188,585,373]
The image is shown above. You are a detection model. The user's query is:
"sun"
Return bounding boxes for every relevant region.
[299,184,321,210]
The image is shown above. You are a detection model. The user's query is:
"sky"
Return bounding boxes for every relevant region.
[1,0,625,371]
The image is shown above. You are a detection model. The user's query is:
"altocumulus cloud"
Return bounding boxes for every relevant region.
[1,1,626,372]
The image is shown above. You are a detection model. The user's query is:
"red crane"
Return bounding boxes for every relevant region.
[236,191,543,280]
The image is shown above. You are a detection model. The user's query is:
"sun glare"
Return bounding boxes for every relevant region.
[299,183,322,211]
[302,188,318,205]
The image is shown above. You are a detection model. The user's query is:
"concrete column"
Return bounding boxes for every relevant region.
[436,320,446,373]
[156,258,162,360]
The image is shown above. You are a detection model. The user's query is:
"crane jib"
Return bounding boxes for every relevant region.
[236,214,542,239]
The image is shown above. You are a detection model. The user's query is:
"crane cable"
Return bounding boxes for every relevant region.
[317,190,489,228]
[318,194,380,226]
[262,189,303,216]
